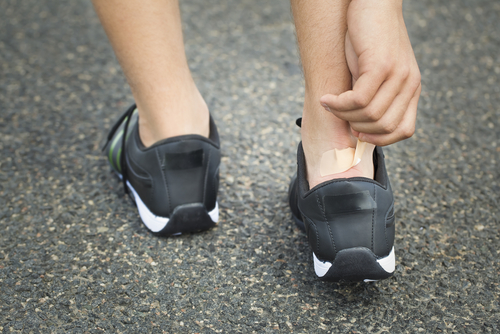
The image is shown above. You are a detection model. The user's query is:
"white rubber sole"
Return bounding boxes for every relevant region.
[127,179,219,233]
[313,247,395,280]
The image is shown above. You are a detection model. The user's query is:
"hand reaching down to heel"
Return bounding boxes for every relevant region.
[320,0,422,147]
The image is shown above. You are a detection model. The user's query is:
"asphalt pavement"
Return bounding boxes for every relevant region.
[1,0,499,332]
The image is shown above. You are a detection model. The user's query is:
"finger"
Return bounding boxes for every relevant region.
[327,74,405,123]
[320,67,387,112]
[359,85,420,146]
[358,84,421,146]
[348,80,420,134]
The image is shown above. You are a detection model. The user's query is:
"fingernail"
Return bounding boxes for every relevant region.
[321,103,331,113]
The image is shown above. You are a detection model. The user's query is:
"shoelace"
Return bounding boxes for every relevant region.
[102,104,137,194]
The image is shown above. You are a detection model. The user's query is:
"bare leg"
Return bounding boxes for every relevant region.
[92,0,209,147]
[291,0,374,188]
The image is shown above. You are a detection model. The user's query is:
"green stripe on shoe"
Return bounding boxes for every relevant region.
[109,129,124,171]
[115,130,133,173]
[108,112,136,172]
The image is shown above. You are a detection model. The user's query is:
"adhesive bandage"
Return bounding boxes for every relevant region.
[320,140,375,176]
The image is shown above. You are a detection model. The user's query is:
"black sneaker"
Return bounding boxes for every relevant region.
[289,142,396,282]
[103,104,220,235]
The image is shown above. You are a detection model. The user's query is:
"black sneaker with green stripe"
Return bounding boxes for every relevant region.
[103,104,221,235]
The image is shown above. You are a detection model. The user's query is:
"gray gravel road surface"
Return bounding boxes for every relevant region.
[1,0,499,333]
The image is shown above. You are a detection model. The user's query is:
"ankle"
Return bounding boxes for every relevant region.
[303,141,375,188]
[300,109,374,189]
[136,87,210,147]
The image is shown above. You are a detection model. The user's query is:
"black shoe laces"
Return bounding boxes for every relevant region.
[102,104,137,195]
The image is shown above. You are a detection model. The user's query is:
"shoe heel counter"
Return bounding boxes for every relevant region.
[303,215,337,262]
[203,149,220,212]
[370,208,395,259]
[372,184,395,258]
[160,140,220,213]
[302,187,381,263]
[385,215,395,252]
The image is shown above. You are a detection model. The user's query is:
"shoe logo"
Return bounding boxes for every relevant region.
[162,149,204,170]
[323,191,377,216]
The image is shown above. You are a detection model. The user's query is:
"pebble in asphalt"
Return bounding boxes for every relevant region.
[0,0,499,333]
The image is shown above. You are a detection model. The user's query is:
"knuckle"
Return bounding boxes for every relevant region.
[381,121,398,134]
[379,58,393,75]
[414,71,422,84]
[353,95,370,109]
[411,74,422,91]
[401,125,415,139]
[364,106,383,122]
[399,65,411,80]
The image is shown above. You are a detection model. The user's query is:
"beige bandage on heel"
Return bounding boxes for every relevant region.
[320,140,375,177]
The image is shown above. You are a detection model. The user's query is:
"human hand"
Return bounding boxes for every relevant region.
[320,0,421,146]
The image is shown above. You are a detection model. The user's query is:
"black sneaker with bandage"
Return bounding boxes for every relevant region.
[288,142,396,282]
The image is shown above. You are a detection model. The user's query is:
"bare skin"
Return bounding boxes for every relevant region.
[91,0,209,147]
